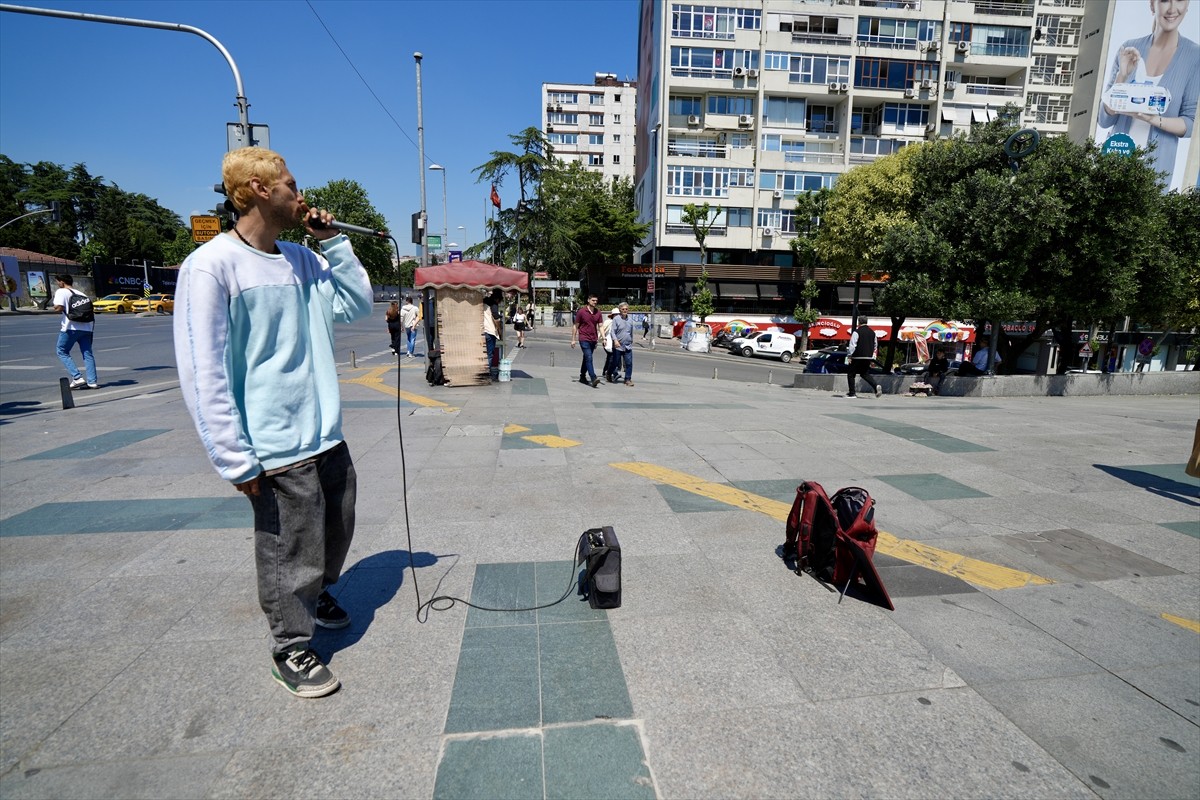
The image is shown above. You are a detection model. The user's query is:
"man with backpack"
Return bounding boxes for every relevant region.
[51,274,98,389]
[845,318,883,398]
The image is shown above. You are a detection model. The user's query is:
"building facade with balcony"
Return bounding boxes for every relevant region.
[625,0,1093,318]
[543,73,638,183]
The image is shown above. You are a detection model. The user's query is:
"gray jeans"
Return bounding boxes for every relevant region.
[248,442,356,653]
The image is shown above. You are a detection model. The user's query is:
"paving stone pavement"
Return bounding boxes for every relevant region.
[1,341,1197,799]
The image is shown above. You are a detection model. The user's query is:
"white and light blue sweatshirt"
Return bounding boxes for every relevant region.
[174,233,373,484]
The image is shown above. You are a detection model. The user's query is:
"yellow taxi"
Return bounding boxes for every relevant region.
[92,293,140,314]
[132,294,174,314]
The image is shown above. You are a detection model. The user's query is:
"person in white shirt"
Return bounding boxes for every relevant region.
[399,295,419,358]
[51,275,98,389]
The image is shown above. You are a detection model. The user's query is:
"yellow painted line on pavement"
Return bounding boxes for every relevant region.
[504,424,531,434]
[610,461,1054,591]
[1161,613,1200,634]
[523,434,581,449]
[341,366,458,411]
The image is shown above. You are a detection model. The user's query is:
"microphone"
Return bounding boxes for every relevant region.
[308,216,390,238]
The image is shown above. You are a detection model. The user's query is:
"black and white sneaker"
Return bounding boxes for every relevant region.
[315,590,351,629]
[69,377,87,389]
[271,646,339,698]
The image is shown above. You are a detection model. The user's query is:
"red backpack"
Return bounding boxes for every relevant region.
[783,481,893,610]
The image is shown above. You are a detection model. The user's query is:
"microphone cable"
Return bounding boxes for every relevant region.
[380,240,586,622]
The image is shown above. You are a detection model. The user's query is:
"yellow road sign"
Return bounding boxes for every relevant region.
[190,215,222,243]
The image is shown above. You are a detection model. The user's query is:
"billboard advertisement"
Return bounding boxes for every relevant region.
[1096,0,1200,191]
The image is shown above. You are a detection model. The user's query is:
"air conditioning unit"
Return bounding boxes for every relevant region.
[760,227,775,237]
[945,80,957,90]
[839,82,849,92]
[747,68,759,78]
[927,40,940,52]
[733,66,746,77]
[829,80,840,92]
[716,131,727,144]
[546,104,555,111]
[547,124,554,132]
[957,41,970,53]
[687,114,701,126]
[737,114,753,126]
[904,88,916,98]
[920,79,932,90]
[772,189,783,199]
[555,104,563,111]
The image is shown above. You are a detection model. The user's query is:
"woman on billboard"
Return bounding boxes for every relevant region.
[1098,0,1199,189]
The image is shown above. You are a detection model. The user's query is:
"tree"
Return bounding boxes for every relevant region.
[681,202,719,322]
[790,188,831,351]
[541,161,647,277]
[473,127,557,286]
[279,179,394,288]
[162,228,197,267]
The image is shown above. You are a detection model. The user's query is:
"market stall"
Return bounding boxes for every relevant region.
[414,261,529,386]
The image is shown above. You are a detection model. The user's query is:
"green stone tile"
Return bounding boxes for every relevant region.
[544,724,655,800]
[0,498,249,537]
[536,560,606,624]
[465,562,537,627]
[1123,463,1200,485]
[1160,520,1200,539]
[655,484,728,513]
[540,620,633,725]
[828,413,993,453]
[444,625,540,734]
[23,429,170,460]
[511,377,549,395]
[877,473,990,501]
[433,734,543,800]
[501,423,562,450]
[732,479,802,504]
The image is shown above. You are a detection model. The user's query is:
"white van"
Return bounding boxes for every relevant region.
[729,330,798,362]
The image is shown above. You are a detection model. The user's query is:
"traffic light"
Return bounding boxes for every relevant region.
[49,201,61,223]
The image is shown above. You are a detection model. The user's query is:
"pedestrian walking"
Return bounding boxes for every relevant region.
[173,146,373,699]
[611,302,636,386]
[512,305,527,348]
[570,294,603,387]
[51,275,98,389]
[601,306,618,382]
[386,302,403,355]
[845,319,882,398]
[641,314,650,339]
[400,295,419,358]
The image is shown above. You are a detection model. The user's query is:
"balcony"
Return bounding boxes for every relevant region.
[858,0,923,9]
[855,35,920,52]
[954,0,1035,17]
[666,223,727,237]
[791,32,853,47]
[783,150,842,165]
[957,42,1032,58]
[962,82,1024,97]
[667,141,729,159]
[1028,68,1074,87]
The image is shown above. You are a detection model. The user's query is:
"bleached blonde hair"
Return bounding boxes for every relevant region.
[222,147,287,213]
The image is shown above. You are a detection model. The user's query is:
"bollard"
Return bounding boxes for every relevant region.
[651,360,656,374]
[550,351,555,367]
[768,370,773,385]
[59,377,75,410]
[713,367,718,380]
[351,350,357,368]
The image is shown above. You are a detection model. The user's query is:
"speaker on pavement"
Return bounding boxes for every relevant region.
[578,526,621,609]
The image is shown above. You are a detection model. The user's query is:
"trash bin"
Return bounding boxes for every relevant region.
[498,358,512,382]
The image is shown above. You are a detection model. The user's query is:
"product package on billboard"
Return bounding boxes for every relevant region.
[1102,82,1171,115]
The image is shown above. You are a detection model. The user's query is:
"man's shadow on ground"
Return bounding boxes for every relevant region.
[316,549,445,660]
[1094,464,1200,507]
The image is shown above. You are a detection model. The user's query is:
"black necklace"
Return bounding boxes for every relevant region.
[232,226,277,254]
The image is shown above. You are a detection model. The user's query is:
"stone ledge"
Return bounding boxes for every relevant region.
[793,371,1200,397]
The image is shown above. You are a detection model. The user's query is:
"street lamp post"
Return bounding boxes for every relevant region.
[429,164,448,260]
[457,225,466,254]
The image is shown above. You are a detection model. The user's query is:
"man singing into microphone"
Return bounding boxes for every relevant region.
[174,147,373,698]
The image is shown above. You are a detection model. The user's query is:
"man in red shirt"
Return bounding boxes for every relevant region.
[571,294,604,387]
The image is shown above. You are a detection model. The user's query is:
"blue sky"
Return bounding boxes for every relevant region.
[0,0,639,255]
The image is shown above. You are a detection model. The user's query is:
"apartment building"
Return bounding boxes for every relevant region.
[542,73,638,183]
[624,0,1093,316]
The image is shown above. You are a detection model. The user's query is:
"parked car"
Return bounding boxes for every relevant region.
[92,293,139,314]
[729,331,798,362]
[132,294,174,314]
[804,348,888,374]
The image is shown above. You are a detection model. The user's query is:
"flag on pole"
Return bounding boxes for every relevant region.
[490,185,501,209]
